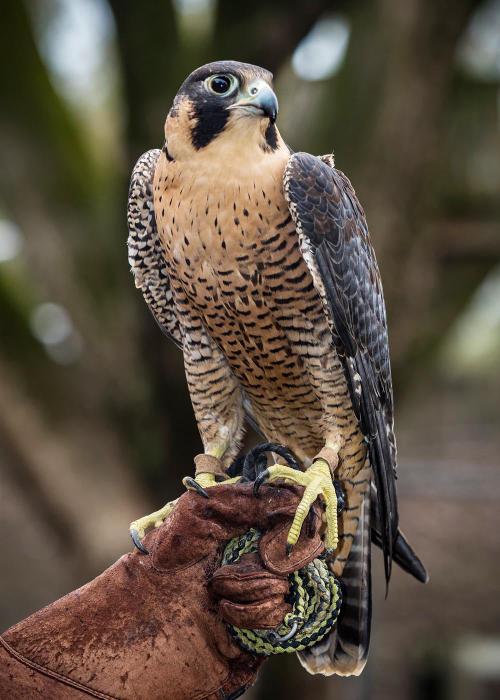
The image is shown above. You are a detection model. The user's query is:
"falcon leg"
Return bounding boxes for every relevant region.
[182,443,241,495]
[181,324,245,492]
[129,321,245,552]
[130,448,240,554]
[129,499,179,554]
[254,443,343,554]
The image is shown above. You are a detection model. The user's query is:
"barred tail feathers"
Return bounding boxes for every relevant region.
[298,485,371,676]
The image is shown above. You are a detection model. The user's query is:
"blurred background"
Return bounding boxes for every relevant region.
[1,0,499,698]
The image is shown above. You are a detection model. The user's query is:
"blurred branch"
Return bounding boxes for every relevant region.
[431,219,500,260]
[213,0,332,73]
[108,0,182,155]
[0,0,98,207]
[357,0,484,382]
[0,358,147,574]
[0,1,153,572]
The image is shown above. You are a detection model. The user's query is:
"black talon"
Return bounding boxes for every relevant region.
[306,508,317,538]
[286,543,293,558]
[253,468,270,496]
[265,443,302,472]
[183,477,210,498]
[224,686,248,700]
[243,445,269,481]
[229,442,303,482]
[334,480,346,514]
[224,685,250,700]
[254,453,269,478]
[227,453,245,479]
[130,528,149,555]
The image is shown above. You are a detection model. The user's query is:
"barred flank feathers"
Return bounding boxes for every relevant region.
[127,149,183,349]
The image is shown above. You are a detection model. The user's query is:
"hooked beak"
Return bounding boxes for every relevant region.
[228,83,279,124]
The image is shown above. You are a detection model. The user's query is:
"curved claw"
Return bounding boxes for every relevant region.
[253,468,270,497]
[183,476,210,498]
[306,508,317,538]
[267,621,298,643]
[224,688,247,700]
[230,442,303,482]
[130,528,149,555]
[334,480,346,514]
[255,459,339,552]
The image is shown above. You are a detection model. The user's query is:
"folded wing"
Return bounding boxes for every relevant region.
[127,149,183,348]
[284,152,398,582]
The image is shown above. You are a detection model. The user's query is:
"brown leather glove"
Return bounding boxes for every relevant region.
[0,482,323,700]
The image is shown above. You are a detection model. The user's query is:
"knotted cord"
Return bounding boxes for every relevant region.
[222,528,342,655]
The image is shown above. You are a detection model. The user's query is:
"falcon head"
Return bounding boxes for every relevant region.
[164,60,282,160]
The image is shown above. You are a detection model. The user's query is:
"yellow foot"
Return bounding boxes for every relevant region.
[130,499,178,554]
[131,472,241,553]
[253,459,340,554]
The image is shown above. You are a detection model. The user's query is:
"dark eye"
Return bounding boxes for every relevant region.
[206,74,237,96]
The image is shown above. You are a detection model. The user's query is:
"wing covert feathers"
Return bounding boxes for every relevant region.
[127,149,183,348]
[284,152,398,583]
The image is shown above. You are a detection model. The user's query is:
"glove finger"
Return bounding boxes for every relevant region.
[219,596,291,630]
[259,515,324,575]
[213,552,266,577]
[151,482,307,571]
[209,555,288,603]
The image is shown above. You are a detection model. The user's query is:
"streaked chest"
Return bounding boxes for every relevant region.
[153,150,318,320]
[153,149,350,447]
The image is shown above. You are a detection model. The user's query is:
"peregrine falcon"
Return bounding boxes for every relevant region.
[127,61,427,676]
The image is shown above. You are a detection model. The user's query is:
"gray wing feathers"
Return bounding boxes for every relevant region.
[127,149,183,348]
[284,152,398,583]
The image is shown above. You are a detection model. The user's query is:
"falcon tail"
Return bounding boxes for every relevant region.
[298,488,371,676]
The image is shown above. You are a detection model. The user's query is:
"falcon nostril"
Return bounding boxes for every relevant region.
[250,86,258,96]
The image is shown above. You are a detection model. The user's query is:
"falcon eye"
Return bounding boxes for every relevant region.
[206,74,237,96]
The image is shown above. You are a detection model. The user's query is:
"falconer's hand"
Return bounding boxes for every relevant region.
[1,482,323,700]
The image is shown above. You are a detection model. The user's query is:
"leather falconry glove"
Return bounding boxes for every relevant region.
[0,482,323,700]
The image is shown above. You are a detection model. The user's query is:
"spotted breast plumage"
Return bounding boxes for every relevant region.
[127,60,427,677]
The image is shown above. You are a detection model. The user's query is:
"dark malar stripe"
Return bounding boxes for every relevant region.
[263,122,279,151]
[191,102,230,150]
[162,142,175,161]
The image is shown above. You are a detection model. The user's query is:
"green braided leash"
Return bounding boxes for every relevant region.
[222,528,342,655]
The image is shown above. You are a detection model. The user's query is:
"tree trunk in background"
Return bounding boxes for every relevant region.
[0,0,149,604]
